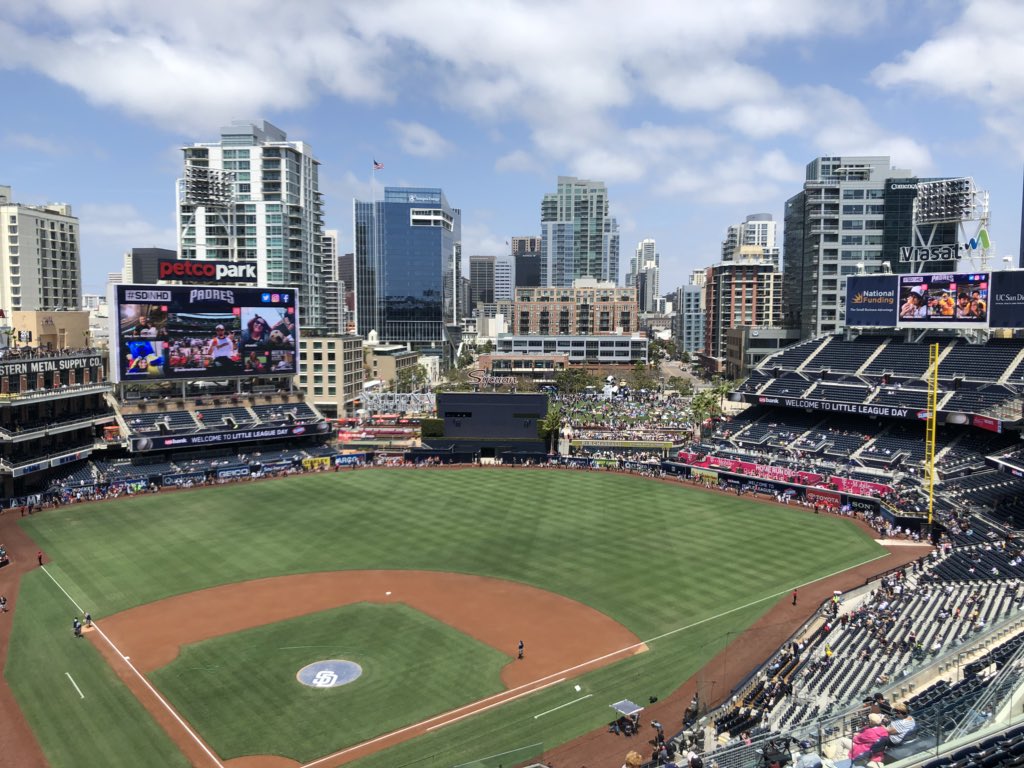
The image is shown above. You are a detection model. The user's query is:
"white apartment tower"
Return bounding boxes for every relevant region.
[540,176,619,286]
[177,120,325,328]
[0,185,81,312]
[631,238,660,313]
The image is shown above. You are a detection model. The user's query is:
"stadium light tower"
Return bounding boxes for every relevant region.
[908,177,991,271]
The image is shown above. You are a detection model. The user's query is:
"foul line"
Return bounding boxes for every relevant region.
[452,742,544,767]
[534,693,592,719]
[298,549,890,768]
[65,672,85,699]
[426,678,565,731]
[42,549,891,768]
[40,567,225,768]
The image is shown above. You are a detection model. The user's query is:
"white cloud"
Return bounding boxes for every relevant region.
[872,0,1024,152]
[2,132,66,155]
[389,121,452,158]
[461,221,508,259]
[495,150,545,175]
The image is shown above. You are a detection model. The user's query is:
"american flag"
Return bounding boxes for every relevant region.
[373,160,384,170]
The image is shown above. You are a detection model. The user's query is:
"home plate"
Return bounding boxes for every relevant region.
[385,591,391,596]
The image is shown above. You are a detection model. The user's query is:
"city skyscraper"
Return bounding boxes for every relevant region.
[630,238,660,313]
[354,187,461,364]
[539,176,619,286]
[783,155,928,338]
[177,120,325,328]
[494,258,513,301]
[469,255,496,308]
[0,185,81,312]
[511,236,541,257]
[721,213,777,262]
[696,213,783,368]
[672,284,705,355]
[322,228,347,334]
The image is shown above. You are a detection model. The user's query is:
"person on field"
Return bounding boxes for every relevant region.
[518,639,524,659]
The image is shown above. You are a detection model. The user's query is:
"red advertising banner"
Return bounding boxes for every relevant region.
[973,415,1003,434]
[829,476,894,497]
[807,488,842,507]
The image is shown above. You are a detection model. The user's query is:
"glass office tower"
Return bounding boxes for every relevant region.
[354,187,461,365]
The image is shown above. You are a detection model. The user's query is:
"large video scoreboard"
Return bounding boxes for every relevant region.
[109,284,300,383]
[847,270,1024,329]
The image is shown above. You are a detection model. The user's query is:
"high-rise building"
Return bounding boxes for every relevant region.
[354,187,461,364]
[494,258,513,301]
[782,155,935,338]
[511,236,541,257]
[630,238,660,313]
[672,284,705,355]
[469,255,496,308]
[702,237,783,370]
[513,278,637,335]
[0,185,81,312]
[123,247,176,285]
[540,177,619,286]
[515,254,541,287]
[177,120,325,328]
[721,214,776,262]
[321,229,348,334]
[689,269,707,288]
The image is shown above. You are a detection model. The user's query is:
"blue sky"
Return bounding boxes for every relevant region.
[2,0,1023,295]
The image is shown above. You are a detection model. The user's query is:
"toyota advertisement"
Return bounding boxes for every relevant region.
[110,284,300,383]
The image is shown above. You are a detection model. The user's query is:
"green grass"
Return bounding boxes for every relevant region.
[150,603,508,761]
[5,570,191,768]
[9,468,886,766]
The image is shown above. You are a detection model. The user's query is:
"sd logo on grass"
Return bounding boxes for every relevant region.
[296,660,362,689]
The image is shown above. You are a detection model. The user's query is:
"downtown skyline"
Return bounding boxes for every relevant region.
[2,0,1023,296]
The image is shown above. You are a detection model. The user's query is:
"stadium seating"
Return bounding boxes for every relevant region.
[195,406,257,430]
[125,411,199,434]
[801,336,889,374]
[939,339,1024,381]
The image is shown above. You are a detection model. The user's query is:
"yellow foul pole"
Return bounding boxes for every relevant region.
[925,342,939,527]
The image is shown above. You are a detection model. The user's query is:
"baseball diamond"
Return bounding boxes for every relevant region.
[5,468,901,768]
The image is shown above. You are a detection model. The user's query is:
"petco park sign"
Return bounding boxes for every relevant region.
[158,259,257,284]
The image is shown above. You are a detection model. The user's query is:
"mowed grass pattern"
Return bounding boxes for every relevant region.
[150,603,509,761]
[10,469,885,766]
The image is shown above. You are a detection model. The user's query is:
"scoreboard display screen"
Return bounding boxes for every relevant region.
[110,285,300,382]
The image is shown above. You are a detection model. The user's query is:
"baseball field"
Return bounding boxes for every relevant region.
[6,468,887,767]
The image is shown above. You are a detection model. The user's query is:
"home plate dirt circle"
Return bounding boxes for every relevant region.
[92,570,646,768]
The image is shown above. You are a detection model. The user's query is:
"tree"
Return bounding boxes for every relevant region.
[630,361,658,391]
[689,387,726,439]
[679,351,691,364]
[666,376,693,396]
[538,403,563,453]
[395,364,428,393]
[554,368,598,394]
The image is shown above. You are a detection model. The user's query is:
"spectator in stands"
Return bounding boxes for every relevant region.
[881,703,915,749]
[839,713,888,764]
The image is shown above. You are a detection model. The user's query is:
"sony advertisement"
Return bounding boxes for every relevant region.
[110,285,300,383]
[897,272,989,327]
[845,275,899,327]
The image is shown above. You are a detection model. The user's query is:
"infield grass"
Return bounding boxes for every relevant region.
[11,468,886,767]
[151,602,508,761]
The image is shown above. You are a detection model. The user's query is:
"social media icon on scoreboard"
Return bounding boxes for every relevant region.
[261,293,271,302]
[271,293,280,303]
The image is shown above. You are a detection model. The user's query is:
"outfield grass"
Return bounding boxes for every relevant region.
[10,469,886,767]
[151,602,509,761]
